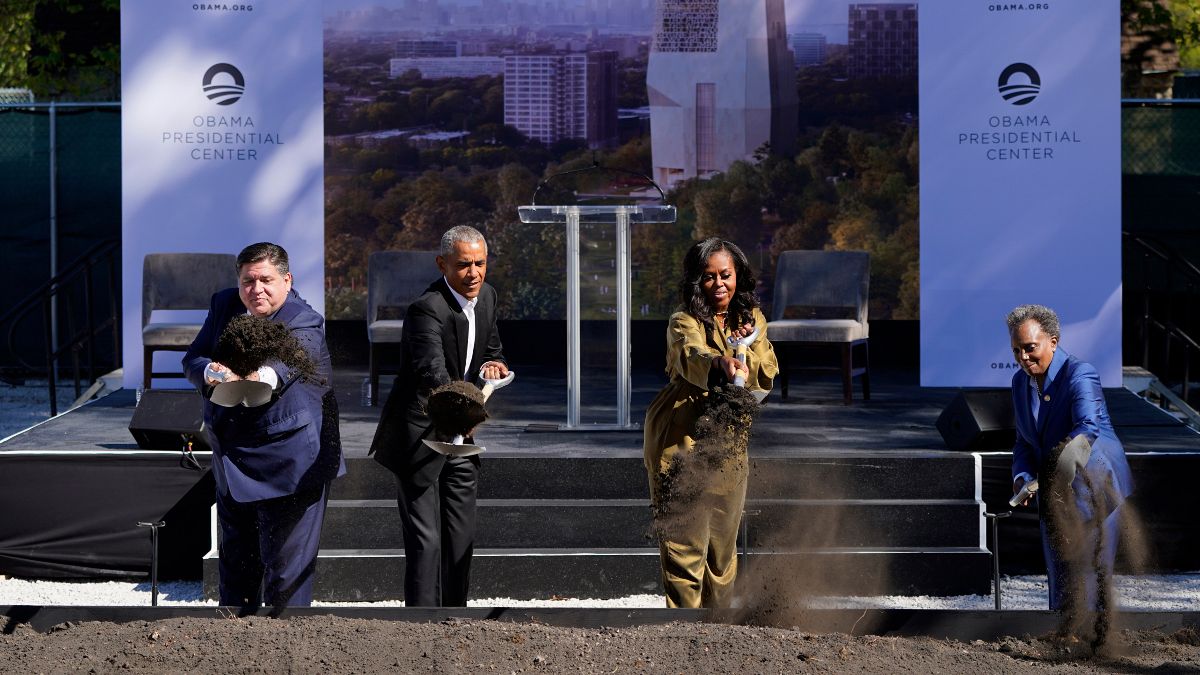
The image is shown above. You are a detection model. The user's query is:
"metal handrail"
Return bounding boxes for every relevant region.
[1,239,121,415]
[1124,230,1200,405]
[1124,230,1200,285]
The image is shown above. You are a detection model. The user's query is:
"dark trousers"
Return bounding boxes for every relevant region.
[396,455,479,607]
[216,481,330,608]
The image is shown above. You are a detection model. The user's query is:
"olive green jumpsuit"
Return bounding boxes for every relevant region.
[643,308,777,608]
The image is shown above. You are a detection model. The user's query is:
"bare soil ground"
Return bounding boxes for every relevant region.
[3,617,1200,673]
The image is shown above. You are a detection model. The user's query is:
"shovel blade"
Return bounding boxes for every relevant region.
[423,439,486,457]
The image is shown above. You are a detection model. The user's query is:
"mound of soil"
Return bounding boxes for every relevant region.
[3,617,1199,673]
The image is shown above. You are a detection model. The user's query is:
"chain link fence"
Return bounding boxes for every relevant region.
[0,103,120,374]
[1123,100,1200,176]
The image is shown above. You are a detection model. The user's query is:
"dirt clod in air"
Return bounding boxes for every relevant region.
[1041,436,1119,654]
[652,385,761,542]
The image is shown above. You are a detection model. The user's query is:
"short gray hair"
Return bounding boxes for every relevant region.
[1006,304,1060,338]
[439,225,486,257]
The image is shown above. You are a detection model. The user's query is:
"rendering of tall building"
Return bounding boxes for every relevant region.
[847,3,917,78]
[504,52,619,148]
[586,51,620,149]
[647,0,797,189]
[394,39,461,58]
[790,32,827,67]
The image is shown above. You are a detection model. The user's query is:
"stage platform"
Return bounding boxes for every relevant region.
[2,366,1198,603]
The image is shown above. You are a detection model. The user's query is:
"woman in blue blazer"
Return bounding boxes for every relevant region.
[1007,304,1134,611]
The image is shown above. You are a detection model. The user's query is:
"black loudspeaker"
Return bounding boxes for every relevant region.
[129,389,210,451]
[936,389,1016,451]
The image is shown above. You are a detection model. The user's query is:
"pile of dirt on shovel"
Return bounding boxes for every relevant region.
[426,380,488,438]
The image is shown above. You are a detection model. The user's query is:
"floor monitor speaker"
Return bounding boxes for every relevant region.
[128,389,210,451]
[936,389,1016,451]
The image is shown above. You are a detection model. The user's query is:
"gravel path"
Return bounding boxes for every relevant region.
[0,379,78,441]
[3,574,1200,611]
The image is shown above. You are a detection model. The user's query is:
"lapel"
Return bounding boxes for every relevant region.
[434,279,469,380]
[1035,350,1067,445]
[1015,371,1036,439]
[269,290,300,327]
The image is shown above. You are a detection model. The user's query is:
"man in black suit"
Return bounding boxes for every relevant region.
[369,225,508,606]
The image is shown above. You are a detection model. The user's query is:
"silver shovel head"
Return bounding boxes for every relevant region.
[210,380,274,408]
[423,439,486,457]
[1054,434,1093,485]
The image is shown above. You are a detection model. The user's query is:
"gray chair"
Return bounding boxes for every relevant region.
[767,250,870,404]
[142,252,237,390]
[368,250,438,405]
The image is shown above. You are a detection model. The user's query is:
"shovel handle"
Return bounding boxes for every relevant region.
[478,369,515,401]
[1008,478,1039,508]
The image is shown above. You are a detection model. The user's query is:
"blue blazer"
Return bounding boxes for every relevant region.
[1010,348,1134,520]
[183,288,345,502]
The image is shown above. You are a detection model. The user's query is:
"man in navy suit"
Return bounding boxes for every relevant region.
[183,242,345,608]
[1007,304,1134,610]
[370,225,508,606]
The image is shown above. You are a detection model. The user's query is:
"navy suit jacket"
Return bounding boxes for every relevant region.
[183,288,345,502]
[1010,348,1134,520]
[369,278,505,483]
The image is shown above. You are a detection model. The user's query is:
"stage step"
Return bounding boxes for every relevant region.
[206,450,989,601]
[320,498,983,550]
[331,453,979,501]
[202,546,991,601]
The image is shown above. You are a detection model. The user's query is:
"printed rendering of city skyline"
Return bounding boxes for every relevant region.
[321,0,914,43]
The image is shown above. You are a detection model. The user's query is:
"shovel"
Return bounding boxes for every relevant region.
[728,327,769,402]
[1006,435,1092,507]
[423,369,515,457]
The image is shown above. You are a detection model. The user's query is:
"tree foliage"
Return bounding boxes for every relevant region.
[2,0,120,100]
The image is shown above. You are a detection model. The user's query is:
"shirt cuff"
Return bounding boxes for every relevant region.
[257,366,279,390]
[203,362,224,383]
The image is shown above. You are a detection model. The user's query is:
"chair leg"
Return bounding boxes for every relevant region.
[143,348,153,391]
[841,342,852,405]
[861,341,871,401]
[779,345,789,400]
[369,342,379,407]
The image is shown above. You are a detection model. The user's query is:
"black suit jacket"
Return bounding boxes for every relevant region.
[369,278,505,482]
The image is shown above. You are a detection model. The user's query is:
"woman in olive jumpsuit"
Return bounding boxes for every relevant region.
[643,237,777,609]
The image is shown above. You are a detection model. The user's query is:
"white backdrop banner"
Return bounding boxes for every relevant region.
[120,1,324,388]
[918,0,1121,387]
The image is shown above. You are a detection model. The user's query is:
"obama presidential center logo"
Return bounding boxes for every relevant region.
[202,63,245,106]
[997,62,1041,106]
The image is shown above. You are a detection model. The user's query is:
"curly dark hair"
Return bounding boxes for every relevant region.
[212,314,319,383]
[676,237,760,328]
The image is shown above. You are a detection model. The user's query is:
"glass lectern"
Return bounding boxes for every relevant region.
[517,204,677,429]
